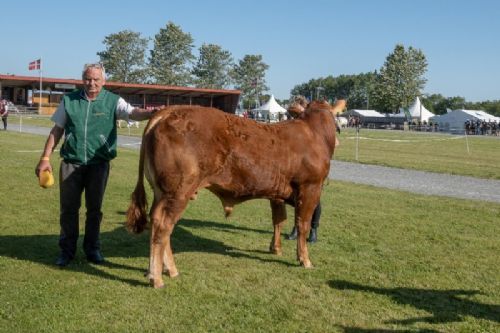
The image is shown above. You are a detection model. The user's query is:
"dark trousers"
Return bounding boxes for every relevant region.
[59,160,110,258]
[1,116,7,130]
[311,202,321,229]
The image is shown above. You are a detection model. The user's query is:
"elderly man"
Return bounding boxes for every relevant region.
[35,63,156,267]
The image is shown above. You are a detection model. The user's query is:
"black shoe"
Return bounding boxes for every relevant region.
[286,226,298,240]
[55,253,72,267]
[86,251,105,264]
[307,228,318,243]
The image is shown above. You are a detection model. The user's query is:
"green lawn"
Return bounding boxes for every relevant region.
[335,128,500,179]
[0,131,498,332]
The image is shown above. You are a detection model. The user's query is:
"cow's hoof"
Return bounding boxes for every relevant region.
[162,266,179,278]
[168,269,179,278]
[300,260,313,268]
[150,278,165,289]
[270,246,282,256]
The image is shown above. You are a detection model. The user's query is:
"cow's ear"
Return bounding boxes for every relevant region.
[331,99,346,115]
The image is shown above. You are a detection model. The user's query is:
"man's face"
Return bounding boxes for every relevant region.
[83,67,105,95]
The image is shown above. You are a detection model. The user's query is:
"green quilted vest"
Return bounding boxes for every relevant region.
[60,89,120,165]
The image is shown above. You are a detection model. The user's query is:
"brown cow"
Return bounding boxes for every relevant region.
[127,99,346,288]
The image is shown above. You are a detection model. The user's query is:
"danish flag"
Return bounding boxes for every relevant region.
[29,59,41,70]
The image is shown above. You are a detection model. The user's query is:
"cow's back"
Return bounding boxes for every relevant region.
[144,105,333,201]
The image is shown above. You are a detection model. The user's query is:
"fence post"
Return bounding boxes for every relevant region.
[464,129,470,155]
[355,126,359,161]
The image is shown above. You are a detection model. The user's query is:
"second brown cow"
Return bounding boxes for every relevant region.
[127,99,345,288]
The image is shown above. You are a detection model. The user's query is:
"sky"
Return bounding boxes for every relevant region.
[1,0,499,102]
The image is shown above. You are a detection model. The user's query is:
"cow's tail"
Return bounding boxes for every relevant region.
[126,132,149,234]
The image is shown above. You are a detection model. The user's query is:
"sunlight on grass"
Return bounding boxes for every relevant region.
[0,131,498,332]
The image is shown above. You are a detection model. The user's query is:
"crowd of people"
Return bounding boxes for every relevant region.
[465,119,499,136]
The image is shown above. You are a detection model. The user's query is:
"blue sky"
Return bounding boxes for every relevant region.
[1,0,499,102]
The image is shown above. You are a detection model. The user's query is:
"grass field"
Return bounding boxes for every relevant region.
[334,128,500,180]
[0,131,498,332]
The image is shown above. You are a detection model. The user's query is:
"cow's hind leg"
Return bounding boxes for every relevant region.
[269,200,287,255]
[162,231,179,278]
[148,199,169,288]
[149,196,190,288]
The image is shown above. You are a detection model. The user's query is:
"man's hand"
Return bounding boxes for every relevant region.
[35,159,52,178]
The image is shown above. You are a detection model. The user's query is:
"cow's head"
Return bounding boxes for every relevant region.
[308,99,346,114]
[289,98,346,117]
[288,96,346,119]
[287,95,309,119]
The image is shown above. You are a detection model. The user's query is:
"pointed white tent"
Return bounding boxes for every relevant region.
[252,95,287,122]
[396,97,435,122]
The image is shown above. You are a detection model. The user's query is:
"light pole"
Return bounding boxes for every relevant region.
[366,89,370,110]
[316,86,324,100]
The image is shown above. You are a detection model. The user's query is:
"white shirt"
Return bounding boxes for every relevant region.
[51,96,135,128]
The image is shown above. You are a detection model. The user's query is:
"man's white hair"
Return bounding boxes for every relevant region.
[82,63,106,80]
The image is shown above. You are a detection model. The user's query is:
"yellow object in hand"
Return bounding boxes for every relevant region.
[39,170,55,188]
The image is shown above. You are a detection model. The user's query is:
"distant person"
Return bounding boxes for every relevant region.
[34,63,157,267]
[0,98,8,130]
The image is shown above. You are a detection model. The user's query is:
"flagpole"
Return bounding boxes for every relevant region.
[39,57,42,114]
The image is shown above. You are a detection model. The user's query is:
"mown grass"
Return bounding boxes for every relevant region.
[335,128,500,179]
[0,131,499,332]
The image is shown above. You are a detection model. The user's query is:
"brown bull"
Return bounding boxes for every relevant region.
[127,99,346,288]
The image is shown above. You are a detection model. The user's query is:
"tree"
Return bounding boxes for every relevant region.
[192,44,233,89]
[290,72,377,109]
[231,55,269,108]
[97,30,149,83]
[149,21,195,86]
[466,100,500,117]
[374,44,428,113]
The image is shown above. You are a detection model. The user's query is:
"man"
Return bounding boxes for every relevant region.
[35,63,156,267]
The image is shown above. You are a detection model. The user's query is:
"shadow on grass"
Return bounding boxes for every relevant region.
[0,218,294,286]
[337,326,439,333]
[330,279,500,325]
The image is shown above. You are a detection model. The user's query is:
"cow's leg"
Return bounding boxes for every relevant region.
[149,195,190,287]
[148,199,168,288]
[295,186,321,268]
[269,200,287,255]
[161,222,178,278]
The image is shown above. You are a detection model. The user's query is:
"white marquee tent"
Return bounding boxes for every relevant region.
[396,97,435,122]
[252,95,287,122]
[430,109,500,133]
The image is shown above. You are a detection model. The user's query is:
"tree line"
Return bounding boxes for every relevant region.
[97,22,499,116]
[97,21,267,109]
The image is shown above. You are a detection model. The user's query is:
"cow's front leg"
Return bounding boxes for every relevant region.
[269,200,287,255]
[296,218,313,268]
[295,187,320,268]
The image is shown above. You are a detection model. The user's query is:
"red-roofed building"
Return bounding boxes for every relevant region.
[0,74,240,115]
